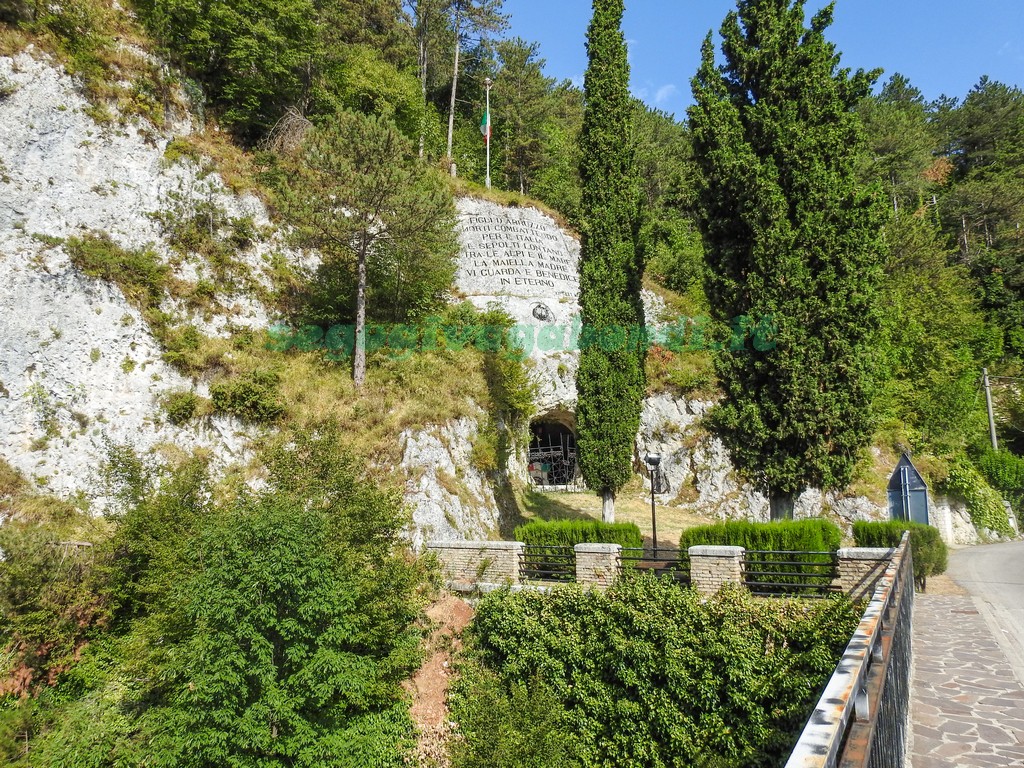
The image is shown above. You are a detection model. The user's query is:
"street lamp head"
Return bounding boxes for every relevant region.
[484,77,493,87]
[645,453,662,469]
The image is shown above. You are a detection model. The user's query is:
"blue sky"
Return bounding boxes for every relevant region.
[499,0,1024,119]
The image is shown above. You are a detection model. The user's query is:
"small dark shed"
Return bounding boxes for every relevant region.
[888,453,929,525]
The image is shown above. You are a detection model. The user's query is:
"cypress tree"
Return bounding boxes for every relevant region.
[688,0,884,516]
[576,0,644,522]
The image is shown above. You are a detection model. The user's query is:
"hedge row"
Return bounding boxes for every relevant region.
[678,519,843,552]
[679,520,843,591]
[514,520,643,549]
[852,521,947,591]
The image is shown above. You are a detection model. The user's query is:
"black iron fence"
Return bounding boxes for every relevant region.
[520,545,575,582]
[845,539,914,768]
[619,548,691,586]
[784,533,914,768]
[743,550,838,597]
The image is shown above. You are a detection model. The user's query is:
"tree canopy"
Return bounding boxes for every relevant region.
[274,111,458,386]
[689,0,885,509]
[575,0,645,522]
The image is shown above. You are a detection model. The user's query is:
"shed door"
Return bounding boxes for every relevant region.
[889,466,929,525]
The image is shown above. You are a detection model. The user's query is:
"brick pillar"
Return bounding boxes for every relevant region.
[426,541,525,590]
[832,547,894,601]
[574,543,622,588]
[688,545,744,596]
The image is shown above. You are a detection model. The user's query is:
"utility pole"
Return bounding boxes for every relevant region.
[983,367,999,451]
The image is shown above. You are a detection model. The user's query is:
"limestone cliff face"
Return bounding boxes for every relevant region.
[0,51,265,500]
[0,51,502,546]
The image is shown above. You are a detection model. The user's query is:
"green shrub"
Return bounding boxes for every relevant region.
[12,427,425,764]
[852,520,948,591]
[159,324,218,375]
[209,370,284,422]
[0,502,106,697]
[461,576,861,768]
[64,233,169,310]
[160,390,207,425]
[976,449,1024,529]
[941,455,1014,537]
[470,419,500,474]
[680,519,843,551]
[514,519,643,549]
[680,519,843,591]
[448,668,576,768]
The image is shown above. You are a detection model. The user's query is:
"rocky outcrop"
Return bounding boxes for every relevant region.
[635,393,891,532]
[399,417,502,550]
[0,51,268,500]
[931,496,979,545]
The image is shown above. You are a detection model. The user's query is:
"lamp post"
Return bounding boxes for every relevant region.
[483,77,493,190]
[645,453,661,556]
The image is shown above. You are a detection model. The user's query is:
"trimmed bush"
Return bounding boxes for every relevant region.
[514,520,643,582]
[853,520,948,591]
[679,519,843,591]
[514,519,643,549]
[679,519,842,553]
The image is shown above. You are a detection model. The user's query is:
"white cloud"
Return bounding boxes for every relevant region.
[655,83,678,105]
[998,41,1023,61]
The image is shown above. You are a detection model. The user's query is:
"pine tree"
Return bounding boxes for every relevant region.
[493,37,555,194]
[276,111,457,387]
[688,0,884,516]
[444,0,507,165]
[575,0,644,523]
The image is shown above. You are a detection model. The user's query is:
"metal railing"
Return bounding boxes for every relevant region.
[743,550,839,597]
[785,533,914,768]
[619,548,691,586]
[520,545,575,582]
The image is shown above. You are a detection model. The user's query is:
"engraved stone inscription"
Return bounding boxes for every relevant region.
[456,210,579,299]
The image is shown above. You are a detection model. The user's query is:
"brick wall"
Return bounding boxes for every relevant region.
[831,547,895,601]
[427,540,895,600]
[574,544,621,588]
[426,541,524,590]
[688,545,744,596]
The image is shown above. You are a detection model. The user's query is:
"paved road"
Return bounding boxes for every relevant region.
[910,541,1024,767]
[948,540,1024,689]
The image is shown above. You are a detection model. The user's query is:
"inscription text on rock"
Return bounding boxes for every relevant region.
[459,215,579,296]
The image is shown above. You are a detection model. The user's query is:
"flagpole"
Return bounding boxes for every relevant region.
[484,77,492,189]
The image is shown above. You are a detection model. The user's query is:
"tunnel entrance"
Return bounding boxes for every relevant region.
[527,413,580,488]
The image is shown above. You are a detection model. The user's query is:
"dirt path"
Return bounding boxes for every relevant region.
[406,592,475,767]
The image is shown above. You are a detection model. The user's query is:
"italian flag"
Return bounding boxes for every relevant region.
[480,109,491,144]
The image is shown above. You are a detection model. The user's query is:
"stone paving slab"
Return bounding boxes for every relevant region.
[912,594,1024,767]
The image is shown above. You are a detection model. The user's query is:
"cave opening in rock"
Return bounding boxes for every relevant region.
[527,413,580,488]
